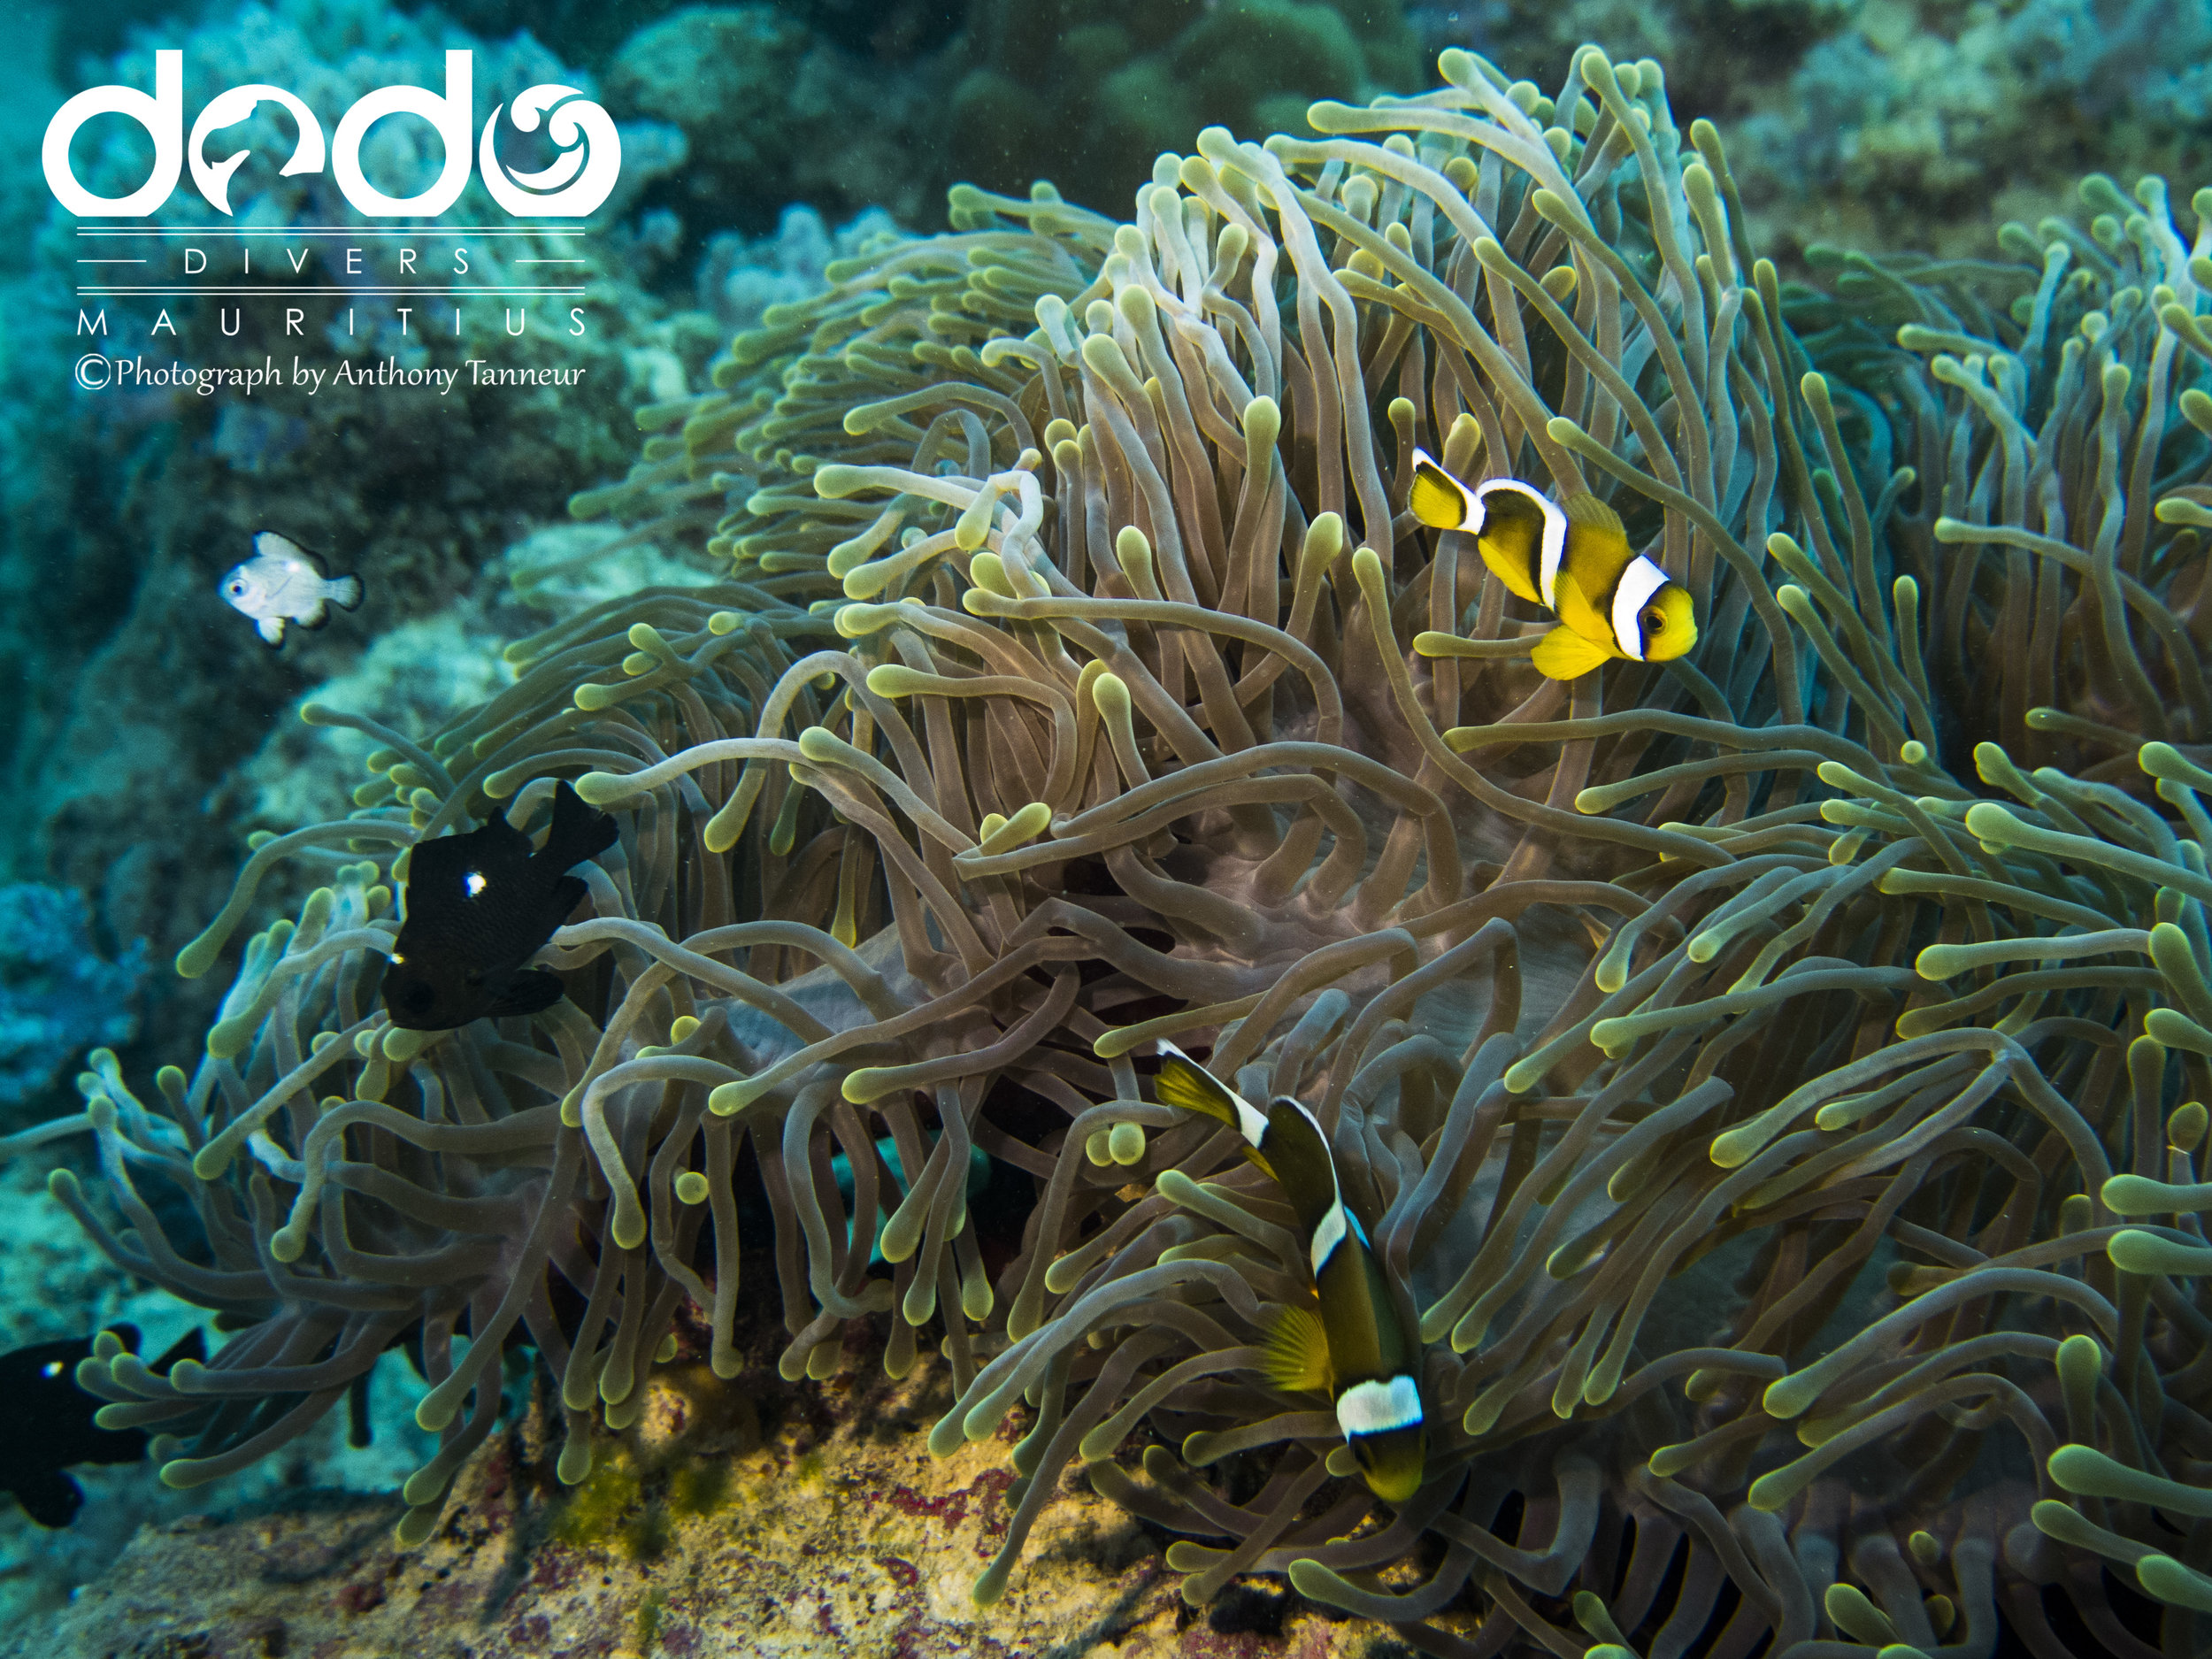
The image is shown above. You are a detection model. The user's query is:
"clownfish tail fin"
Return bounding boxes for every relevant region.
[1407,449,1472,530]
[1154,1041,1276,1172]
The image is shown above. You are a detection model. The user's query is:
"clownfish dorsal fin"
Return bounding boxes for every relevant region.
[1153,1041,1278,1180]
[1262,1303,1334,1395]
[1563,491,1624,534]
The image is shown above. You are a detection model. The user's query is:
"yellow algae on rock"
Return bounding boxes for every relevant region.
[12,1355,1427,1658]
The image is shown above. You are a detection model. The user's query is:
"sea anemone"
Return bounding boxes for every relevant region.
[20,38,2212,1655]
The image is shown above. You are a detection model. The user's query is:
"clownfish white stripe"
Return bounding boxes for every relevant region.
[1336,1374,1424,1436]
[1276,1089,1351,1272]
[1225,1087,1270,1148]
[1610,556,1670,663]
[1151,1037,1353,1274]
[1409,451,1573,609]
[1160,1044,1274,1148]
[1309,1201,1348,1276]
[1473,478,1570,609]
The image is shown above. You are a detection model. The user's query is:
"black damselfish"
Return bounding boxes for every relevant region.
[382,780,618,1031]
[2,1325,204,1527]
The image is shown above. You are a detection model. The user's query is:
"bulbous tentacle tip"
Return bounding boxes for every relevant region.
[970,1554,1014,1607]
[2137,1553,2212,1614]
[394,1504,442,1550]
[926,1414,967,1460]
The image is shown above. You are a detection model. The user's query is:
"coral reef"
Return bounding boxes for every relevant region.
[7,1357,1243,1659]
[934,0,1427,219]
[0,2,739,1613]
[42,0,2195,288]
[0,7,60,281]
[0,886,145,1119]
[0,0,709,1072]
[22,29,2212,1659]
[695,204,905,336]
[606,5,938,228]
[1402,0,2212,266]
[1722,0,2212,261]
[595,1,1428,230]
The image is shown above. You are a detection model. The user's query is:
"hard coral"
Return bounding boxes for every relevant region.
[1726,0,2212,261]
[32,35,2212,1659]
[607,7,815,204]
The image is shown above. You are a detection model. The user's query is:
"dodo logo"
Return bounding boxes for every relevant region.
[42,50,620,219]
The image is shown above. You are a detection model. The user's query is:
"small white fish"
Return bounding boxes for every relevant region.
[219,532,362,647]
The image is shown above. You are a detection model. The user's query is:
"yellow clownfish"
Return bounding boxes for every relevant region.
[1152,1041,1427,1505]
[1407,448,1697,680]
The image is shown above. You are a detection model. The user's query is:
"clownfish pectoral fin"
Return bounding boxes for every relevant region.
[1262,1303,1334,1395]
[1530,625,1614,680]
[1408,449,1473,530]
[1548,560,1610,646]
[1154,1041,1276,1176]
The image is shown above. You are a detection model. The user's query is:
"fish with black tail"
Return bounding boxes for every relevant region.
[1151,1041,1429,1504]
[1,1325,204,1527]
[382,780,618,1031]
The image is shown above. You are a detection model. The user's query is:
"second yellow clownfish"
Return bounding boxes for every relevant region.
[1407,448,1698,680]
[1152,1041,1428,1505]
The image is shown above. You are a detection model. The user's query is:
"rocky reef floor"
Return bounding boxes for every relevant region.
[19,1351,1423,1659]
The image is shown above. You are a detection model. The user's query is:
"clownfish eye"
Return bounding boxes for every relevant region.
[1642,608,1665,633]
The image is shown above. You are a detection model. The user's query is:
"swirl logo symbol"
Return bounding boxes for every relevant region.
[478,86,621,218]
